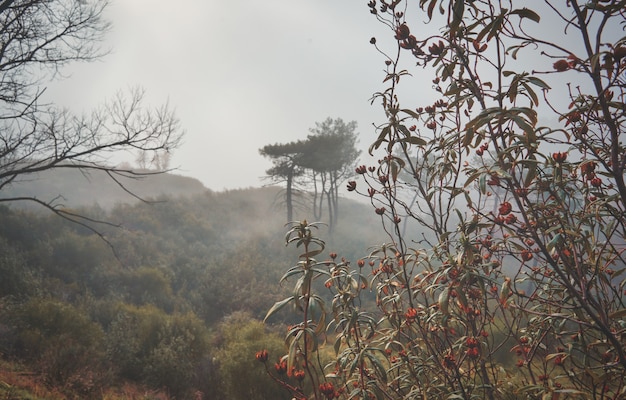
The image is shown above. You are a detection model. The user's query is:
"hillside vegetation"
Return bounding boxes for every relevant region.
[0,171,385,399]
[2,168,208,210]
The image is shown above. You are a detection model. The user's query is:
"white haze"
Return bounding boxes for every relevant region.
[41,1,607,193]
[41,0,414,190]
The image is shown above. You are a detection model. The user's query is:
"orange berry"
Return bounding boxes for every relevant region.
[255,350,269,363]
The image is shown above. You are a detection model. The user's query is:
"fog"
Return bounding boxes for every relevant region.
[41,0,407,191]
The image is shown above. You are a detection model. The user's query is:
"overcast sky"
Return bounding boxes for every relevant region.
[43,0,412,191]
[40,1,621,193]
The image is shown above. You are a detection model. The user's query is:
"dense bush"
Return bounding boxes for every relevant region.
[5,299,109,398]
[105,304,210,398]
[0,183,390,399]
[262,1,626,399]
[212,312,289,400]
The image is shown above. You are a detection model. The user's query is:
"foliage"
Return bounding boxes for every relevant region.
[0,357,174,400]
[263,1,626,399]
[0,183,385,399]
[4,299,110,398]
[118,266,175,312]
[260,118,360,229]
[0,236,37,298]
[105,304,210,398]
[213,312,289,400]
[302,118,361,231]
[260,140,309,222]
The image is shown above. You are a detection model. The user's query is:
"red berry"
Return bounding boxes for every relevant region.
[553,59,570,72]
[591,177,602,187]
[498,202,513,215]
[505,214,517,224]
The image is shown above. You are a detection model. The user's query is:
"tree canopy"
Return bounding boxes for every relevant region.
[260,117,359,230]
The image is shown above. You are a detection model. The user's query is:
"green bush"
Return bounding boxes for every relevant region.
[213,312,290,400]
[7,299,109,398]
[119,266,175,312]
[0,238,37,298]
[105,304,210,398]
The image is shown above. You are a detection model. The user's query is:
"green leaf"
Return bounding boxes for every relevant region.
[510,8,541,23]
[308,295,322,319]
[365,351,388,383]
[488,15,504,41]
[526,76,551,90]
[546,233,562,252]
[300,247,323,259]
[479,173,487,194]
[348,351,361,376]
[441,63,455,81]
[462,126,474,148]
[523,163,537,188]
[400,136,428,146]
[590,52,602,72]
[477,19,495,43]
[511,114,533,133]
[359,274,369,290]
[369,125,391,155]
[464,170,482,188]
[397,124,411,137]
[390,160,399,183]
[450,0,464,33]
[333,335,342,355]
[280,266,303,283]
[400,108,421,119]
[287,331,300,371]
[314,311,326,336]
[522,82,539,106]
[296,270,312,296]
[264,296,295,322]
[311,266,331,276]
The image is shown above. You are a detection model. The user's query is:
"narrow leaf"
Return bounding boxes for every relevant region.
[264,296,295,322]
[400,136,427,146]
[439,287,450,316]
[510,8,541,23]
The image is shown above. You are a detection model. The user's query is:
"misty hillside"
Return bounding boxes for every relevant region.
[0,167,388,252]
[0,181,391,399]
[1,167,208,210]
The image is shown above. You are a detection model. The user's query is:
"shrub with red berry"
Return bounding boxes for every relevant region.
[262,1,626,399]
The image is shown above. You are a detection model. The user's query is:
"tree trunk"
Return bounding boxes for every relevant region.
[286,168,294,222]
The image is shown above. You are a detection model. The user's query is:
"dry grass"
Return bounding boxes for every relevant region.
[0,360,173,400]
[0,363,64,400]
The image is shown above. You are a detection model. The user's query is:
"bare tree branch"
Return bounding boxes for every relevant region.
[0,1,183,229]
